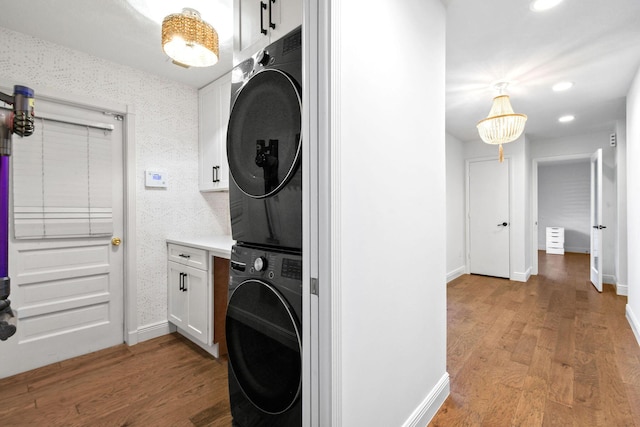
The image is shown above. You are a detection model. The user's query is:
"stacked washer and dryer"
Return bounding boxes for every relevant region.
[225,27,303,427]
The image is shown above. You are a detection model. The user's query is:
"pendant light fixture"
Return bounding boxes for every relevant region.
[476,82,527,162]
[162,8,219,68]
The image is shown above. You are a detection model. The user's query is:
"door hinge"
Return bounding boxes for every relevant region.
[311,278,319,296]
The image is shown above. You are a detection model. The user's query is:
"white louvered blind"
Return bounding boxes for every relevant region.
[12,116,113,239]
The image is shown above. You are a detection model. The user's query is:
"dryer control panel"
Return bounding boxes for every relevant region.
[230,245,302,288]
[229,244,302,296]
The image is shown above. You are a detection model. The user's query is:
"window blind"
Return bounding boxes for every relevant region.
[12,116,113,239]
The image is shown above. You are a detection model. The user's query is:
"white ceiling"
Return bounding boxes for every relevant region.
[1,0,639,143]
[0,0,235,89]
[447,0,640,142]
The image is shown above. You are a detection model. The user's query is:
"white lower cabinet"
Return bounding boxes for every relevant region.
[168,262,208,344]
[167,242,230,357]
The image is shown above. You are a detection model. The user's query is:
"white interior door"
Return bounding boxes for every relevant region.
[3,97,124,377]
[590,148,603,292]
[469,159,510,278]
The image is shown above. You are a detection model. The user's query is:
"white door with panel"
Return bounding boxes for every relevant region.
[3,97,124,377]
[468,159,510,278]
[590,148,604,292]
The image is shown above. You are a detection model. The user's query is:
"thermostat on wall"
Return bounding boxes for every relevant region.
[145,170,167,188]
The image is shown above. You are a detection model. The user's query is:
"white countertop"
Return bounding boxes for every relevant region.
[166,235,235,259]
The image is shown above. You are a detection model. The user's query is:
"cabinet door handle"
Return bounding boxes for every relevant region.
[212,166,220,183]
[260,1,268,35]
[179,273,184,291]
[178,253,191,259]
[268,0,276,30]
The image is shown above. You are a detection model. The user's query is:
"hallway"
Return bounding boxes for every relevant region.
[430,252,640,426]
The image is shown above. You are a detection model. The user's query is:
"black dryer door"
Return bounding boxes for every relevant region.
[227,69,301,198]
[225,279,302,415]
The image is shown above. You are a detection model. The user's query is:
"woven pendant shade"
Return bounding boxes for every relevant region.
[162,8,219,68]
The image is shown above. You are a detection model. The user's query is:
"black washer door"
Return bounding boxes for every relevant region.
[227,69,301,198]
[226,279,302,415]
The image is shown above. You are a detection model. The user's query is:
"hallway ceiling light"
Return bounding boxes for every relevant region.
[558,115,575,123]
[476,82,527,163]
[161,8,219,68]
[552,81,574,92]
[530,0,563,12]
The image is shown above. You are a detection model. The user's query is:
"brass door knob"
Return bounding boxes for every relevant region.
[111,237,122,246]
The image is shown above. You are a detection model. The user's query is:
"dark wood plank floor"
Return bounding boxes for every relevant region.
[1,251,638,426]
[0,333,233,426]
[430,252,640,426]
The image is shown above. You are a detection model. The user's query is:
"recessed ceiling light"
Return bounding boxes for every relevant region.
[558,115,575,123]
[530,0,563,12]
[552,81,574,92]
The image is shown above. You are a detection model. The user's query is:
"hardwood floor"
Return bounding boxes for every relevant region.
[430,252,640,426]
[0,251,637,426]
[0,333,233,426]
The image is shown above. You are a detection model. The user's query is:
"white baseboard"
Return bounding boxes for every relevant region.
[136,320,172,343]
[511,267,531,283]
[564,246,589,254]
[401,372,450,427]
[626,305,640,347]
[447,266,465,283]
[538,246,589,254]
[603,274,617,285]
[616,283,629,296]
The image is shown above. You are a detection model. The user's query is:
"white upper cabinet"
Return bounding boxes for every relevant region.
[234,0,302,64]
[199,71,232,192]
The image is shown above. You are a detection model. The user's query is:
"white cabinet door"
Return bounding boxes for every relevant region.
[185,266,208,344]
[236,0,269,58]
[199,72,231,192]
[168,261,187,328]
[168,262,209,345]
[270,0,302,42]
[234,0,301,64]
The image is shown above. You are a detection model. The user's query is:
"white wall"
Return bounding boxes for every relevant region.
[0,28,230,335]
[538,161,590,253]
[464,136,531,281]
[330,1,448,425]
[531,131,617,281]
[626,66,640,344]
[615,120,628,294]
[446,133,465,281]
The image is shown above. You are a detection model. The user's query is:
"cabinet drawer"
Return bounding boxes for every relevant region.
[546,237,564,245]
[546,247,565,255]
[546,230,564,237]
[168,244,208,270]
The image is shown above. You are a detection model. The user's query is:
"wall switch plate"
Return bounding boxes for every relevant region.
[145,170,167,188]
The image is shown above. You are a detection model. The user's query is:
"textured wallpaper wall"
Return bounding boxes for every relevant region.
[0,27,231,329]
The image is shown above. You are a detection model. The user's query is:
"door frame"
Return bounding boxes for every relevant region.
[530,153,591,275]
[1,80,138,346]
[590,148,604,292]
[465,156,512,277]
